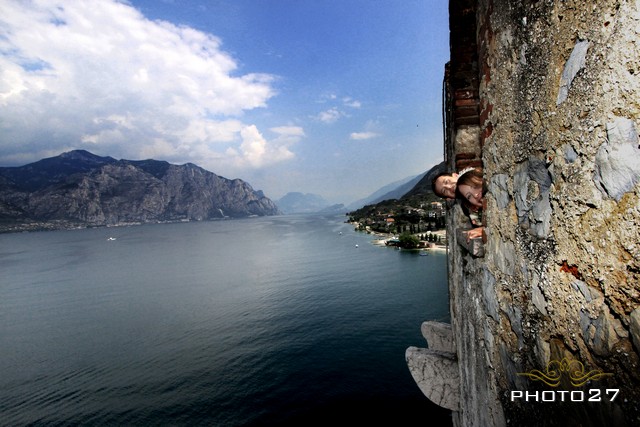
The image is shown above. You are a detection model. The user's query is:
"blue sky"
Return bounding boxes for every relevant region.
[0,0,449,204]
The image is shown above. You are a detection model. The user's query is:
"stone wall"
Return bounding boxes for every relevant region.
[440,0,640,425]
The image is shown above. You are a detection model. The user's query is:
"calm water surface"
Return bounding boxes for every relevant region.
[0,214,452,426]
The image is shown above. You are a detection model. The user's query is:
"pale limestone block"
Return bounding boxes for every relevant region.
[489,174,510,210]
[454,125,482,155]
[405,346,460,411]
[421,321,456,353]
[532,283,548,316]
[594,117,640,201]
[556,40,590,105]
[630,308,640,349]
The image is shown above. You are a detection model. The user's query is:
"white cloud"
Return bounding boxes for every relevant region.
[343,97,361,108]
[316,93,337,103]
[316,107,343,124]
[350,132,379,140]
[0,0,288,171]
[239,125,267,167]
[349,119,381,141]
[270,125,305,145]
[222,124,301,169]
[313,95,360,124]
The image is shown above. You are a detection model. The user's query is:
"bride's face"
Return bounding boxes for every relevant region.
[458,183,483,209]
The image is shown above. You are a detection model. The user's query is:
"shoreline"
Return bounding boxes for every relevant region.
[371,237,448,252]
[349,221,448,252]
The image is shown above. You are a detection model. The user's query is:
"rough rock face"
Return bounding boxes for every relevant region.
[478,0,640,422]
[0,150,280,231]
[431,1,640,426]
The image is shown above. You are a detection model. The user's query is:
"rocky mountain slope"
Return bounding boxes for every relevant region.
[347,161,446,217]
[346,173,425,210]
[346,161,447,211]
[0,150,280,232]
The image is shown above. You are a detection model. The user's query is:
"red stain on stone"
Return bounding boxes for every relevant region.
[560,261,582,279]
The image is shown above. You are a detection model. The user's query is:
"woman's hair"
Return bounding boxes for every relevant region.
[456,168,484,190]
[455,168,485,209]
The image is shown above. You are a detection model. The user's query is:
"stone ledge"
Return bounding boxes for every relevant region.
[421,321,456,353]
[406,347,460,411]
[407,321,460,411]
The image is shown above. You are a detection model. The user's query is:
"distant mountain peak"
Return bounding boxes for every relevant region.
[276,192,332,214]
[59,149,112,161]
[347,161,446,210]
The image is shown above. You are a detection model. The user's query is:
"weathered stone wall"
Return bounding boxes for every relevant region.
[454,0,640,425]
[410,1,639,424]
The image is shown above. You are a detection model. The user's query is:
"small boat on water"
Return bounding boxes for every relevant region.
[107,237,117,241]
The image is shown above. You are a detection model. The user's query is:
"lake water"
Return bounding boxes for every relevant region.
[0,214,452,426]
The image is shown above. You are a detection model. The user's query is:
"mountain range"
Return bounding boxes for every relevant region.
[272,192,342,214]
[0,150,280,232]
[346,173,426,210]
[345,161,447,221]
[400,161,447,201]
[0,150,446,232]
[276,161,446,215]
[276,192,331,214]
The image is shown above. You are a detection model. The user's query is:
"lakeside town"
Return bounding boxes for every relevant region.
[347,200,447,252]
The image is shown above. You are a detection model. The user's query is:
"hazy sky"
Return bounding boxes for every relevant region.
[0,0,450,204]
